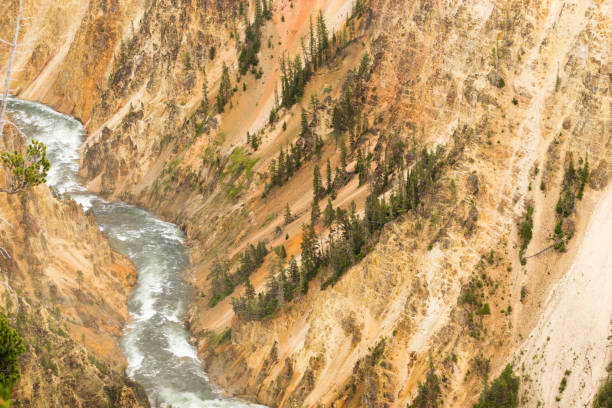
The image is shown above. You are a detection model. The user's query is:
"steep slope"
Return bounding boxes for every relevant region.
[0,128,147,407]
[2,0,611,407]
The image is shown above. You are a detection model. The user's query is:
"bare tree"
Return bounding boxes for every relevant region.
[0,0,24,138]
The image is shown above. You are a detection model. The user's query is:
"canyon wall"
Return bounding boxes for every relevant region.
[0,128,147,407]
[2,0,611,407]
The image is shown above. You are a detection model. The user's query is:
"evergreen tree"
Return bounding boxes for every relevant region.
[326,159,332,193]
[313,164,322,199]
[358,52,371,78]
[340,140,348,169]
[245,279,256,300]
[300,223,319,287]
[251,133,260,151]
[309,17,316,69]
[316,10,329,65]
[255,0,263,26]
[311,196,320,225]
[324,197,335,227]
[407,359,441,408]
[284,203,293,225]
[216,63,232,112]
[288,256,299,284]
[277,148,286,183]
[262,0,271,20]
[300,107,309,137]
[0,314,25,390]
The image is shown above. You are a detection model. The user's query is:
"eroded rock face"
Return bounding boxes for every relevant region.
[2,0,611,406]
[0,128,146,407]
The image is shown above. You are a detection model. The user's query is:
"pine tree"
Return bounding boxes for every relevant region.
[313,164,322,199]
[325,159,332,193]
[358,52,371,78]
[245,279,256,300]
[201,70,209,108]
[340,140,348,169]
[0,314,25,390]
[324,197,335,227]
[288,256,299,284]
[299,224,318,293]
[300,107,309,137]
[217,63,232,112]
[316,10,329,64]
[311,196,320,225]
[262,0,271,20]
[277,148,285,183]
[284,203,293,225]
[251,133,260,151]
[255,0,263,26]
[269,159,278,188]
[309,16,316,69]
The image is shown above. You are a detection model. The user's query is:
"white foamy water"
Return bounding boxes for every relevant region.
[8,98,265,408]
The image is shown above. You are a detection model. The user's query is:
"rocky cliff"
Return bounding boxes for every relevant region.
[2,0,611,407]
[0,128,147,406]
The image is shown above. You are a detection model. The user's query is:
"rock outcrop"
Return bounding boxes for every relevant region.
[2,0,611,407]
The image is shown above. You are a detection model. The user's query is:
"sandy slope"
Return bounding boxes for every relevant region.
[515,185,612,407]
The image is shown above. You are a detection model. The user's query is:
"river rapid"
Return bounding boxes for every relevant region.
[8,98,263,408]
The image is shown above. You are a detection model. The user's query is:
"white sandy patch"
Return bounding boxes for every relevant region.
[514,185,612,407]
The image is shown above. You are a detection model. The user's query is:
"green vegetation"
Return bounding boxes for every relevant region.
[234,145,451,320]
[183,52,192,70]
[205,328,231,349]
[0,140,50,194]
[238,0,271,76]
[284,203,294,225]
[558,369,570,394]
[594,363,612,408]
[553,154,589,251]
[224,147,258,181]
[246,131,261,151]
[262,212,278,227]
[220,147,258,200]
[474,365,520,408]
[0,385,11,408]
[595,378,612,408]
[209,241,268,307]
[266,50,371,197]
[279,11,330,107]
[460,274,494,338]
[279,2,366,109]
[264,108,323,195]
[408,359,442,408]
[518,205,534,264]
[0,314,25,391]
[556,154,589,217]
[310,195,320,225]
[216,63,232,112]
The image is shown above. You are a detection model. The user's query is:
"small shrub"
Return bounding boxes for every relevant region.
[474,365,520,408]
[478,303,491,316]
[408,360,442,408]
[518,206,534,264]
[497,78,505,88]
[594,376,612,408]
